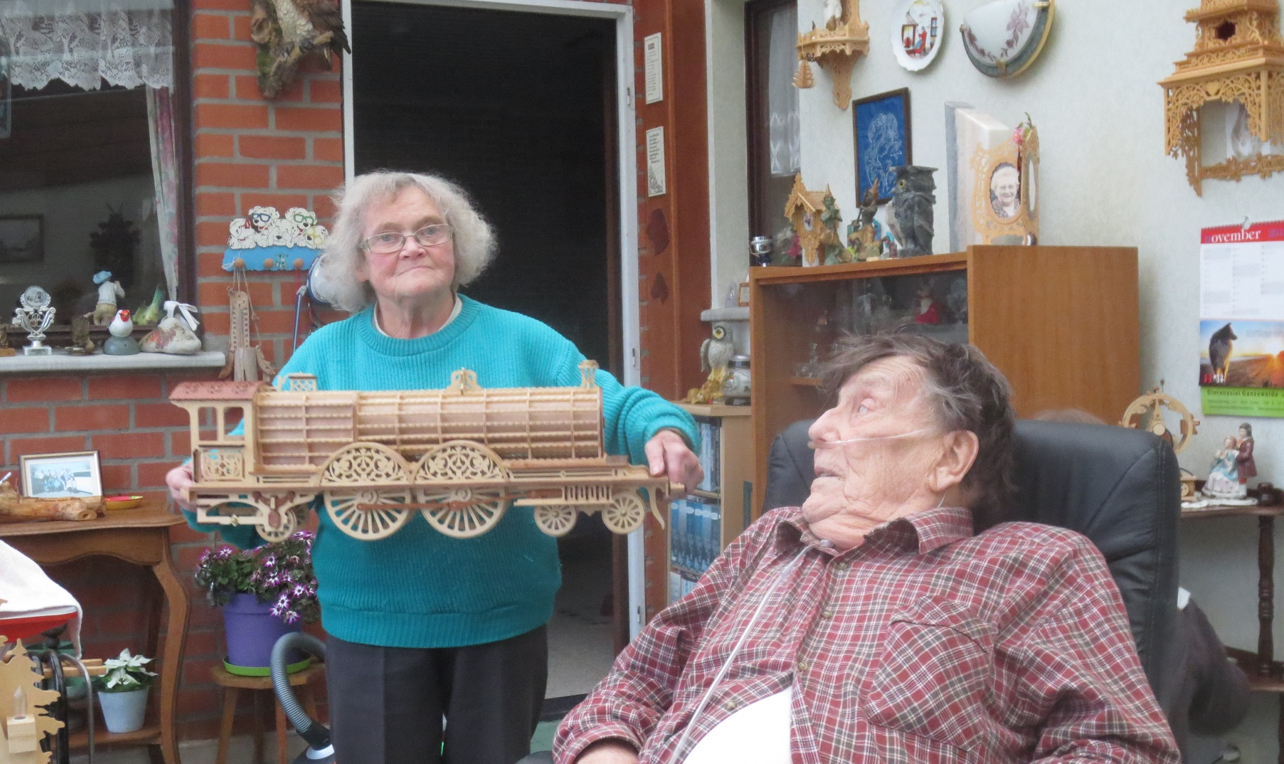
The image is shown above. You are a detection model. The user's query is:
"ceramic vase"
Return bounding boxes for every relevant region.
[223,593,301,668]
[98,687,149,733]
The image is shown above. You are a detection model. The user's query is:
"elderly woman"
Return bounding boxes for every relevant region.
[168,171,702,764]
[556,334,1178,764]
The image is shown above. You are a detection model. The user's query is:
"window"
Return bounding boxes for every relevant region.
[745,0,799,248]
[0,0,190,328]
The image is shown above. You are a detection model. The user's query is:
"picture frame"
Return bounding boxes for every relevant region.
[19,451,103,499]
[0,215,44,264]
[852,88,911,205]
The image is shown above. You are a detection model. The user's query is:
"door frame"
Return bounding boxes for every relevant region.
[339,0,649,640]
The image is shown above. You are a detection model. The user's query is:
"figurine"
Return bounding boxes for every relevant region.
[912,282,943,324]
[820,194,849,265]
[886,165,937,257]
[685,324,737,403]
[947,277,968,323]
[133,285,166,327]
[1237,423,1256,488]
[68,313,96,355]
[92,271,125,326]
[0,322,13,358]
[1203,436,1246,499]
[846,180,886,261]
[102,309,140,356]
[251,0,350,99]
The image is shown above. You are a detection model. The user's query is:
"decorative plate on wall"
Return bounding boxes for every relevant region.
[959,0,1054,78]
[891,0,945,72]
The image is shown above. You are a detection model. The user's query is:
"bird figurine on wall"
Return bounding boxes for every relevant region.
[250,0,351,99]
[685,323,736,403]
[886,165,937,258]
[103,309,140,356]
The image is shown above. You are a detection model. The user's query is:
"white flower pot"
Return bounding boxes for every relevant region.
[98,687,149,733]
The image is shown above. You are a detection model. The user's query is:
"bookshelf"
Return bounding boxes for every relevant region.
[667,403,752,603]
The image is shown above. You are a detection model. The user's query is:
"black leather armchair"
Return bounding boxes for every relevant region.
[765,418,1184,714]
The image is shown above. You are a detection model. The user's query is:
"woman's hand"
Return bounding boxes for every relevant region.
[575,740,639,764]
[644,429,704,494]
[166,463,196,512]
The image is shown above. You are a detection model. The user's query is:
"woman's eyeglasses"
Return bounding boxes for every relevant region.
[361,224,452,254]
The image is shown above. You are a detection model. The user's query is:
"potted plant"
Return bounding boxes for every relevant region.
[193,530,320,670]
[94,648,156,733]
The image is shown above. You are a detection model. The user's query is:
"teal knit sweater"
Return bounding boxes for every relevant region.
[187,296,696,649]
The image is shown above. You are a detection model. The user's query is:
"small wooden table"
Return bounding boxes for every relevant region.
[0,504,189,764]
[210,663,323,764]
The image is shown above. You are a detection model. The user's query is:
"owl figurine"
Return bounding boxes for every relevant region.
[251,0,351,99]
[685,323,737,403]
[886,165,937,258]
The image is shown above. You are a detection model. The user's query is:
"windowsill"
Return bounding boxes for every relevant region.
[0,350,226,375]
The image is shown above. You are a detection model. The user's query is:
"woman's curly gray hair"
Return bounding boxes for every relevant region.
[311,171,496,313]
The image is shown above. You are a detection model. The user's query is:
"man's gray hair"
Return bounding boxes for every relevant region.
[820,333,1016,528]
[311,171,496,313]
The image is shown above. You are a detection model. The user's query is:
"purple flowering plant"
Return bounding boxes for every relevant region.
[193,531,320,625]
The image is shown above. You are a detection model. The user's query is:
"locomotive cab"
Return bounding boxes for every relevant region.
[170,381,267,484]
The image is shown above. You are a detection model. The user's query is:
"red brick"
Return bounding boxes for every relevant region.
[184,628,221,659]
[172,429,193,458]
[198,278,275,308]
[195,102,269,130]
[276,164,344,190]
[6,377,83,402]
[192,13,231,40]
[312,137,343,163]
[169,522,212,545]
[56,403,130,431]
[240,192,309,212]
[198,252,230,279]
[135,402,191,429]
[231,14,252,41]
[176,545,214,573]
[196,191,238,219]
[94,608,149,637]
[274,106,342,133]
[232,75,263,101]
[197,220,231,248]
[204,312,231,337]
[193,41,256,71]
[8,437,88,463]
[243,309,300,336]
[193,73,231,100]
[99,463,132,491]
[308,78,342,104]
[94,431,166,459]
[312,195,337,221]
[137,460,178,488]
[274,76,308,103]
[239,135,306,160]
[194,0,249,11]
[88,375,164,400]
[3,407,50,434]
[182,655,223,688]
[198,162,271,189]
[177,686,221,717]
[195,132,235,158]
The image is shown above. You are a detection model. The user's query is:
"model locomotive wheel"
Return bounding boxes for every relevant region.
[319,443,413,540]
[534,505,578,537]
[602,490,646,534]
[413,442,512,539]
[256,506,299,542]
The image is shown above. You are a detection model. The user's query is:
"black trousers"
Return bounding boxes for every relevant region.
[326,626,548,764]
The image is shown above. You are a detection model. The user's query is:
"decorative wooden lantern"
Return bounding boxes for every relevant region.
[783,174,833,267]
[1159,0,1284,194]
[795,0,869,109]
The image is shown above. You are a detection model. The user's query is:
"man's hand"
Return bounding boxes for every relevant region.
[166,463,196,511]
[644,429,703,494]
[575,740,639,764]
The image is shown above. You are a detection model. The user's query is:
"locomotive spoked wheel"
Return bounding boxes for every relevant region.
[319,443,413,540]
[534,505,578,537]
[256,506,299,542]
[413,442,512,539]
[602,490,646,534]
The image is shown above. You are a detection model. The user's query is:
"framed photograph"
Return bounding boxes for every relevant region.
[0,215,44,264]
[852,88,911,205]
[20,451,103,499]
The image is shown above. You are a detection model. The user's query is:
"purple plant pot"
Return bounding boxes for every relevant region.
[223,593,301,668]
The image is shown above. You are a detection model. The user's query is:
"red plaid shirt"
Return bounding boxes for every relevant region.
[556,506,1178,764]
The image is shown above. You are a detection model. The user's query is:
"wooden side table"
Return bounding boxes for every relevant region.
[210,663,323,764]
[0,504,189,764]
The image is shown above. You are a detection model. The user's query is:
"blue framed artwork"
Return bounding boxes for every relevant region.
[853,88,912,204]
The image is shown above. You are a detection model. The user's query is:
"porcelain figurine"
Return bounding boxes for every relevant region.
[912,282,943,324]
[1203,436,1246,499]
[103,309,140,356]
[1237,423,1256,488]
[92,271,126,326]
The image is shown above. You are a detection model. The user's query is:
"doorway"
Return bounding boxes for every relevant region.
[349,0,628,711]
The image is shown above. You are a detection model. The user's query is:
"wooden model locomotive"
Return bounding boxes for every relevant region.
[171,361,671,542]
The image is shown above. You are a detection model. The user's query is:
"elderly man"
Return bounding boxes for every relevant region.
[555,334,1179,764]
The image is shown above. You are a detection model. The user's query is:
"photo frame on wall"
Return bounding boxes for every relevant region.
[853,88,911,204]
[19,451,103,499]
[0,215,44,264]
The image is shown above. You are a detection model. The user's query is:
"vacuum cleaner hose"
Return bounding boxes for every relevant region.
[270,632,332,752]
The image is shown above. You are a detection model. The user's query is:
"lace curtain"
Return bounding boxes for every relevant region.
[0,0,173,91]
[147,86,179,300]
[766,5,800,177]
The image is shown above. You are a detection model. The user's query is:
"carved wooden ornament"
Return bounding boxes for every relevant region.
[783,174,833,267]
[970,124,1039,245]
[796,0,869,108]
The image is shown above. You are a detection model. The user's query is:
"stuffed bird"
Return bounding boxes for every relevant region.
[250,0,351,99]
[133,285,166,327]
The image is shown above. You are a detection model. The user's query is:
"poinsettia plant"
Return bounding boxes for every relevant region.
[94,648,157,693]
[193,531,320,625]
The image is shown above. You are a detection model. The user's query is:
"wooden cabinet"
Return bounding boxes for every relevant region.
[749,245,1140,508]
[666,403,752,604]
